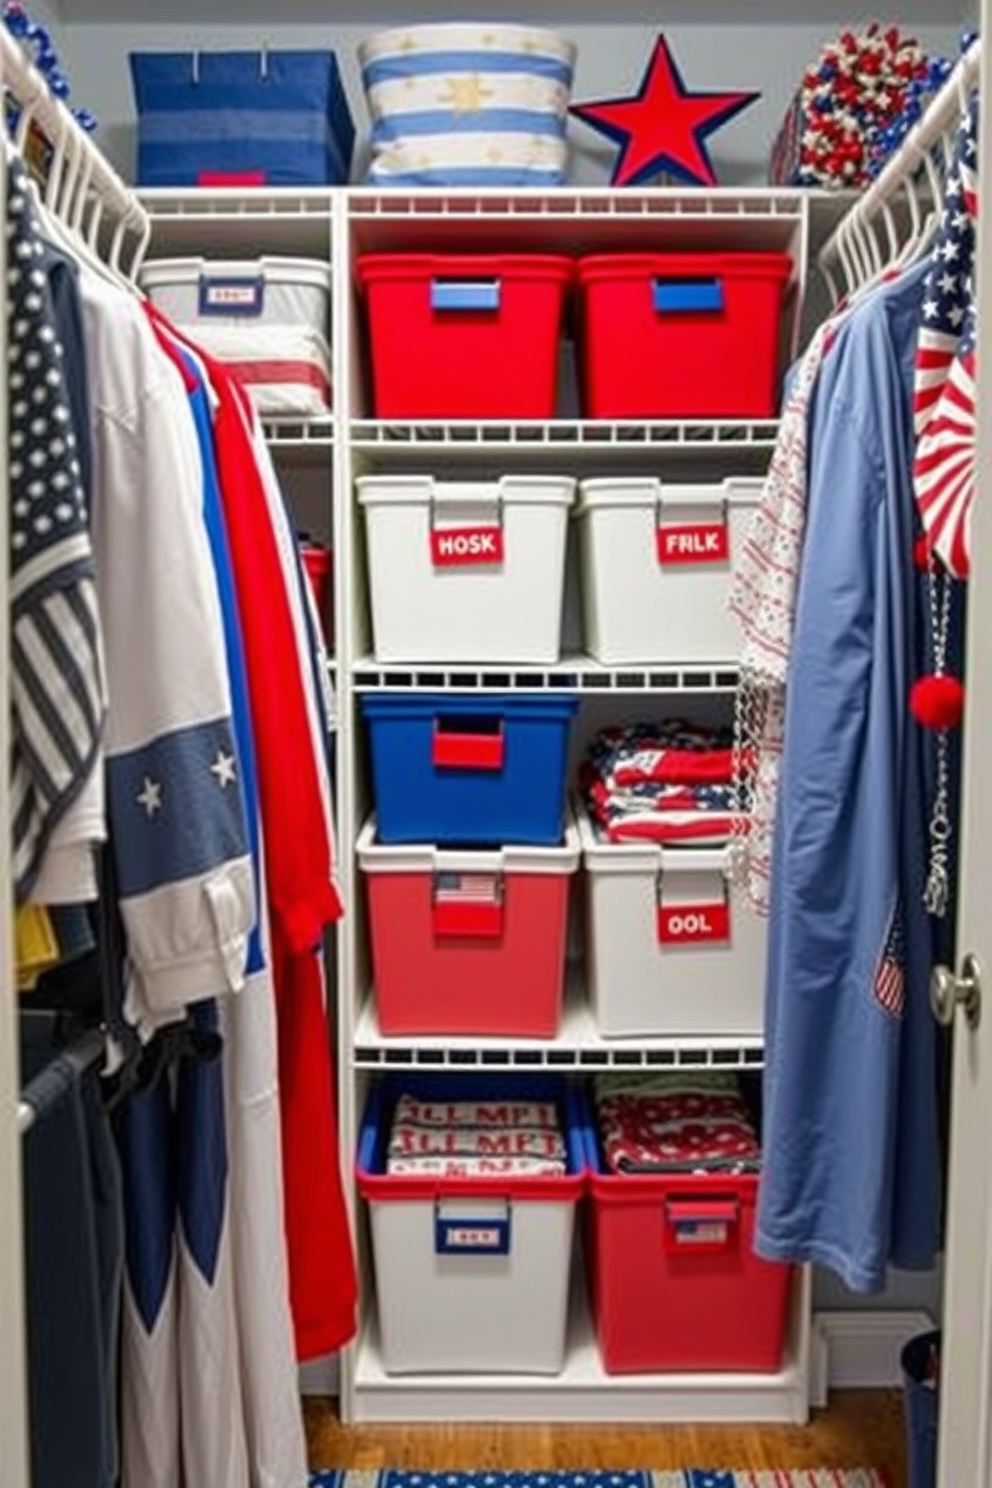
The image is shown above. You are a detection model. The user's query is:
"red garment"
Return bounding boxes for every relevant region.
[146,306,357,1358]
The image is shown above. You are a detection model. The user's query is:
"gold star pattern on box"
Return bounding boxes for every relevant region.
[440,75,494,114]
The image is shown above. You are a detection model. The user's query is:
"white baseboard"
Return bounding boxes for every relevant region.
[810,1310,936,1407]
[299,1354,340,1397]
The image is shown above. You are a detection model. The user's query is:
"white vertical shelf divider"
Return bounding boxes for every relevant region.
[0,133,31,1488]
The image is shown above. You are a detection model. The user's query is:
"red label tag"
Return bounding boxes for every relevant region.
[657,901,731,945]
[656,522,729,565]
[430,525,504,567]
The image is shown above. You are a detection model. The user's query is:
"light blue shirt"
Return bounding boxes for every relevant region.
[756,261,939,1292]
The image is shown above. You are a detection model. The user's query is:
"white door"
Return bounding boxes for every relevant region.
[935,29,992,1488]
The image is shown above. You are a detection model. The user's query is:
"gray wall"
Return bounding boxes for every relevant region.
[57,20,962,186]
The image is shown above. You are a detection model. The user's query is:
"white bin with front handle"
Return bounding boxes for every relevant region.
[579,804,766,1039]
[576,476,763,664]
[357,1077,586,1374]
[357,474,575,665]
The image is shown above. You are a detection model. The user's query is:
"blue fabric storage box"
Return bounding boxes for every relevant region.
[360,693,579,846]
[130,50,355,187]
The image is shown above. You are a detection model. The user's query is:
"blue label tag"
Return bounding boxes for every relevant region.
[430,280,501,313]
[652,279,724,314]
[435,1215,511,1256]
[198,275,265,317]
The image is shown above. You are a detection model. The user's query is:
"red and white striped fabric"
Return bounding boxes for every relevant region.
[184,324,333,417]
[913,102,979,578]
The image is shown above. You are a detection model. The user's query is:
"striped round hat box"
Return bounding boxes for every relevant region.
[358,23,576,187]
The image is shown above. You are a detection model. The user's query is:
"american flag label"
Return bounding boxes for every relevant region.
[432,871,504,939]
[657,901,731,946]
[665,1199,738,1252]
[430,525,504,567]
[656,521,729,565]
[873,905,906,1020]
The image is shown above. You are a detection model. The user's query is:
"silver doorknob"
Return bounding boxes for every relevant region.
[930,953,983,1030]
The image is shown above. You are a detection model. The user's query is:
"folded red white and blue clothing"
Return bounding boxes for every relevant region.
[581,722,748,844]
[386,1094,568,1177]
[595,1072,762,1175]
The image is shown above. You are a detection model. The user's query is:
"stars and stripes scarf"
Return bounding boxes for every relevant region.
[913,99,979,577]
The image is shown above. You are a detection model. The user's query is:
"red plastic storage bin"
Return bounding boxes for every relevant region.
[577,252,792,419]
[358,254,572,418]
[299,539,333,643]
[585,1157,793,1374]
[357,815,579,1038]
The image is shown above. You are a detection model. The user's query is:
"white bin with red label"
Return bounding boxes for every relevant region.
[358,814,580,1038]
[357,474,575,664]
[575,477,762,664]
[578,804,765,1038]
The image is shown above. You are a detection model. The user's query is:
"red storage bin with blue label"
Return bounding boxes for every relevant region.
[358,253,572,418]
[576,252,792,419]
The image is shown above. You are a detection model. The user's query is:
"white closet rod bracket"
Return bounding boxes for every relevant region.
[0,24,148,279]
[819,37,981,280]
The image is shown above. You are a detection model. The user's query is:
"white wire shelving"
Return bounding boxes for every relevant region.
[351,657,741,694]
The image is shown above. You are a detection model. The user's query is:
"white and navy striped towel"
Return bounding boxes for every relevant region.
[359,23,575,187]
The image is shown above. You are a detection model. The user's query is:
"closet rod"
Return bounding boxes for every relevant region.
[0,22,148,271]
[818,35,981,276]
[17,1027,105,1136]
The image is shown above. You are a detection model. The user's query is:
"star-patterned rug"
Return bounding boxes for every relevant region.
[308,1470,892,1488]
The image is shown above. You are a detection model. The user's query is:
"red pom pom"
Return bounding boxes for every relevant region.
[910,674,965,730]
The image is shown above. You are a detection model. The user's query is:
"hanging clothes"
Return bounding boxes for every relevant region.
[78,262,255,1036]
[755,258,942,1290]
[191,340,355,1361]
[7,157,106,903]
[150,322,310,1488]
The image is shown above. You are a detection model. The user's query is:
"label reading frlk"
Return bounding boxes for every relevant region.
[657,901,731,945]
[656,521,729,565]
[430,525,505,567]
[198,276,266,317]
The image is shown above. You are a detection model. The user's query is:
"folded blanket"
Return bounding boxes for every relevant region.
[582,722,747,845]
[596,1075,760,1175]
[386,1093,567,1177]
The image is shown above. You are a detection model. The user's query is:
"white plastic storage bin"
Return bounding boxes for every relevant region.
[357,1077,586,1374]
[357,475,575,665]
[576,477,762,664]
[578,804,766,1038]
[140,256,333,415]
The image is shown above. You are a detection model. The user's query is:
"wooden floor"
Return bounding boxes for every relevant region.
[304,1390,906,1485]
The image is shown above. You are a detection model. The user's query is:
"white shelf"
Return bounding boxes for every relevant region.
[350,419,780,466]
[353,1271,810,1424]
[263,416,335,463]
[140,187,333,257]
[351,656,740,693]
[353,982,764,1071]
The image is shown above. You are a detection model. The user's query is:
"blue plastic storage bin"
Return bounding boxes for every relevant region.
[130,50,355,187]
[360,693,579,846]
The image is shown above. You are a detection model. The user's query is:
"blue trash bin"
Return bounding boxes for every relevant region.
[902,1329,941,1488]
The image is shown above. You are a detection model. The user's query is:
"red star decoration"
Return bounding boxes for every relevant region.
[571,35,760,188]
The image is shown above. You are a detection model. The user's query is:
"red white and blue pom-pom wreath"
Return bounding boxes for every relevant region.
[570,35,759,187]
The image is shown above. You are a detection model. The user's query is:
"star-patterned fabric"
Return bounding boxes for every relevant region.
[913,99,979,578]
[7,154,106,901]
[308,1471,889,1488]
